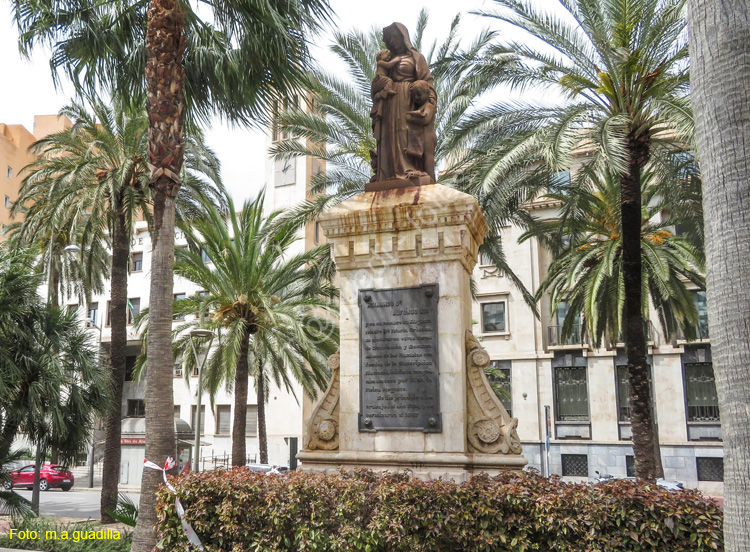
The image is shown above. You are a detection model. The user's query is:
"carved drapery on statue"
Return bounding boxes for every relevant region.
[465,331,522,455]
[367,22,437,191]
[304,351,340,451]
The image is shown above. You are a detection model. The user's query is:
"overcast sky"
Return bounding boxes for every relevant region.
[0,0,498,202]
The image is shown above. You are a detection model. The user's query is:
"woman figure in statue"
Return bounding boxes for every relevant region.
[370,22,437,184]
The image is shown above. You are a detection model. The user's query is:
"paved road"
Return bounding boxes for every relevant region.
[12,488,140,520]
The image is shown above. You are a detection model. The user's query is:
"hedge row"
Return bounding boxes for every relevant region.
[156,468,723,551]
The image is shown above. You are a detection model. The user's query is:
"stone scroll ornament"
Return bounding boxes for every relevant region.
[304,350,340,451]
[367,22,438,191]
[465,331,523,455]
[143,457,205,551]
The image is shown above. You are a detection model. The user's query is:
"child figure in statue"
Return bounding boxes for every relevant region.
[405,79,437,181]
[370,49,400,134]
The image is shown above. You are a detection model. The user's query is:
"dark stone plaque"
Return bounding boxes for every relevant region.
[359,284,441,432]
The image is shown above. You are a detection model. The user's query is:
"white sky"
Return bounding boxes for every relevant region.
[0,0,498,202]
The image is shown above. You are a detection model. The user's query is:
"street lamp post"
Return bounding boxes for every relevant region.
[189,329,215,472]
[85,317,103,488]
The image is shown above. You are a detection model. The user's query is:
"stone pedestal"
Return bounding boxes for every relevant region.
[298,184,526,480]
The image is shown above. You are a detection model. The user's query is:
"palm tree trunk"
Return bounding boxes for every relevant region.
[131,0,186,549]
[688,2,750,549]
[621,135,659,482]
[30,447,43,515]
[100,203,128,524]
[231,328,251,466]
[257,361,268,465]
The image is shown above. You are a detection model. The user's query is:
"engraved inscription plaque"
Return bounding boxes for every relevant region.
[359,284,441,432]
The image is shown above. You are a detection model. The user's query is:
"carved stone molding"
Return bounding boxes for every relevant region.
[465,331,522,455]
[304,351,340,451]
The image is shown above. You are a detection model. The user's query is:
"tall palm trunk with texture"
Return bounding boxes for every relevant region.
[257,360,268,465]
[688,2,750,549]
[100,203,129,523]
[621,134,660,482]
[131,0,186,549]
[231,328,251,466]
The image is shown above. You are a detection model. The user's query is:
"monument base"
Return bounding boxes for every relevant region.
[297,450,527,482]
[305,184,528,480]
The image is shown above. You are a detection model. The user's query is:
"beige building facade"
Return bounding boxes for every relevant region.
[0,115,71,233]
[471,194,722,495]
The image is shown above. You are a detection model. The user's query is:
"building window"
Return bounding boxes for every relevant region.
[67,304,78,316]
[216,405,231,435]
[191,405,206,435]
[693,291,709,339]
[626,455,635,477]
[173,363,183,378]
[127,298,140,324]
[4,195,10,208]
[124,356,137,381]
[481,301,507,333]
[554,366,589,421]
[127,399,145,417]
[685,363,720,422]
[561,454,588,477]
[549,170,571,194]
[173,293,187,320]
[6,166,11,179]
[200,248,211,264]
[131,252,143,272]
[87,302,99,327]
[246,405,258,437]
[486,360,512,417]
[478,251,493,266]
[548,301,583,346]
[696,457,724,482]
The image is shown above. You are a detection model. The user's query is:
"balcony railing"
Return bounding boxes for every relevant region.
[548,324,585,347]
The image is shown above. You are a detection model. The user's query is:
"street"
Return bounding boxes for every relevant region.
[12,489,140,520]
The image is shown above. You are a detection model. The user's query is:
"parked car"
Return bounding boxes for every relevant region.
[245,463,288,475]
[2,463,74,491]
[593,470,684,491]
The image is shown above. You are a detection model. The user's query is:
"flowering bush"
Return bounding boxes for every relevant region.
[156,468,722,551]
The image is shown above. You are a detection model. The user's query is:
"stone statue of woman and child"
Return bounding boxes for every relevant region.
[366,22,438,192]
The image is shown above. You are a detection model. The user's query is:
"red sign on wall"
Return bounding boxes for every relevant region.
[121,437,146,445]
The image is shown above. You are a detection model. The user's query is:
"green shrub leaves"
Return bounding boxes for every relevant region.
[156,468,723,551]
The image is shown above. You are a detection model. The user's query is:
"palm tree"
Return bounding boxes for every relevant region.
[529,168,704,347]
[0,248,43,460]
[10,99,224,523]
[0,247,111,514]
[11,0,333,545]
[688,2,750,548]
[136,190,338,465]
[456,0,692,481]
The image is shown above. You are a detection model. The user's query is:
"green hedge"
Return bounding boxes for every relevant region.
[156,469,723,551]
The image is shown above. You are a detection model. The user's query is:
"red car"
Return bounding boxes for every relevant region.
[3,463,74,491]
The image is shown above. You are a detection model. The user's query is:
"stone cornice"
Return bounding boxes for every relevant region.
[319,184,489,247]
